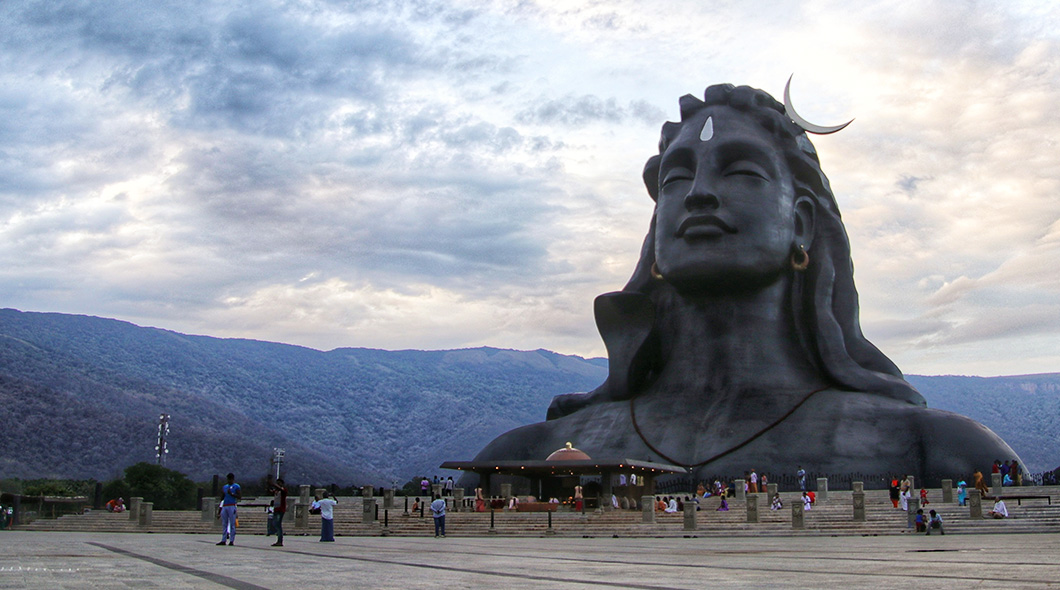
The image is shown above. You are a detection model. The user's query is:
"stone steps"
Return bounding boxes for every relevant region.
[20,486,1060,537]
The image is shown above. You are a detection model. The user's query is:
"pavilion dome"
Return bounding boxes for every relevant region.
[546,442,591,461]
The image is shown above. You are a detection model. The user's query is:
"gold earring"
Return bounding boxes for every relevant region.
[651,262,664,280]
[791,245,809,271]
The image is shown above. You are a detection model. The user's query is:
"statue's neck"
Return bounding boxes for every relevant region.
[651,278,825,397]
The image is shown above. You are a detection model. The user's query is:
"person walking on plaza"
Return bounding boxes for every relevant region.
[796,466,806,491]
[217,473,241,546]
[430,494,446,537]
[266,478,288,547]
[312,492,338,541]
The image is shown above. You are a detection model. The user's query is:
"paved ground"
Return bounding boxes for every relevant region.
[1,530,1058,589]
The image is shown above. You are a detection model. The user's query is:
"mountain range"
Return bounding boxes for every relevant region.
[0,308,1057,485]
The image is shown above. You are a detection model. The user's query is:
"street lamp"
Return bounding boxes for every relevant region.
[155,414,170,466]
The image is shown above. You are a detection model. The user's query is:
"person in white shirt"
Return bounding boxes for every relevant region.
[430,495,447,537]
[987,499,1009,519]
[664,497,679,513]
[311,492,338,542]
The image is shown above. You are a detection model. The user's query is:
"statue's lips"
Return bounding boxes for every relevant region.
[675,215,736,238]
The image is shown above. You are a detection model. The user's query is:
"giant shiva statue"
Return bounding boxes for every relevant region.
[471,82,1022,485]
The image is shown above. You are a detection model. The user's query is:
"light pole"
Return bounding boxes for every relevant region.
[271,448,285,480]
[155,413,170,466]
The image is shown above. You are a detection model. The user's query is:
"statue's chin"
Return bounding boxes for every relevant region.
[662,266,786,297]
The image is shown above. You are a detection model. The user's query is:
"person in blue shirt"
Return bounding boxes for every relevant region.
[926,509,944,535]
[217,473,241,546]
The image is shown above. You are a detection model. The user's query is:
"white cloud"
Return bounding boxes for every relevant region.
[1,0,1059,376]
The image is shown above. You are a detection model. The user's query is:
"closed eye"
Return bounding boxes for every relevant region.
[723,161,770,181]
[662,166,695,186]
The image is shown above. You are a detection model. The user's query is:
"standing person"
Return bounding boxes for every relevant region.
[889,478,901,508]
[444,476,454,497]
[973,469,990,498]
[1012,460,1022,486]
[956,480,968,506]
[430,494,446,537]
[312,492,338,542]
[919,487,929,507]
[266,478,288,547]
[797,466,807,491]
[217,473,241,546]
[420,476,430,496]
[802,491,812,511]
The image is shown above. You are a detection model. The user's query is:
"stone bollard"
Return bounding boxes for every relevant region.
[201,497,217,521]
[816,478,828,503]
[452,488,464,513]
[139,502,153,527]
[300,485,311,504]
[363,497,377,523]
[969,489,983,518]
[735,484,746,502]
[128,497,142,521]
[383,488,395,509]
[907,476,916,496]
[363,485,375,500]
[295,502,308,528]
[906,498,920,529]
[642,495,655,523]
[683,501,697,531]
[852,481,864,493]
[766,483,778,498]
[852,487,865,522]
[431,484,443,499]
[791,499,804,529]
[941,479,953,503]
[315,488,326,501]
[746,493,759,523]
[991,473,1002,497]
[500,483,513,505]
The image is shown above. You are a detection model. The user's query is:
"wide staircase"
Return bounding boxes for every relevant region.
[18,487,1060,537]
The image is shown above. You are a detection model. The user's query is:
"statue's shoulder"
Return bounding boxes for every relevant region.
[472,401,634,462]
[806,389,1016,473]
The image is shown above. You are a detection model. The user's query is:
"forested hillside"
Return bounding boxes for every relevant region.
[0,309,606,484]
[1,308,1057,485]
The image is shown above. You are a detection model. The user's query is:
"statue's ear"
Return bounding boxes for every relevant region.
[793,193,816,250]
[643,155,661,201]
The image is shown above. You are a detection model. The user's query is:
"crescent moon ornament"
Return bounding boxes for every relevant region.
[783,74,853,134]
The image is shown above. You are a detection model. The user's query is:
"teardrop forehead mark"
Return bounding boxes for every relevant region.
[699,116,714,142]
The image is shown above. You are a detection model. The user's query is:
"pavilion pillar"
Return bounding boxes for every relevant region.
[601,470,614,511]
[480,472,492,497]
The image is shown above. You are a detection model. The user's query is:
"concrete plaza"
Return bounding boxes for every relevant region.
[1,530,1058,589]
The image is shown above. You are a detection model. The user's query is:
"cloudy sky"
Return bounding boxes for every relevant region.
[2,0,1058,377]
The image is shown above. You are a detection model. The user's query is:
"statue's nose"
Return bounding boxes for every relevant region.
[684,189,719,212]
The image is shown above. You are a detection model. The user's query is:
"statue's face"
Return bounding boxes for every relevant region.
[654,106,799,292]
